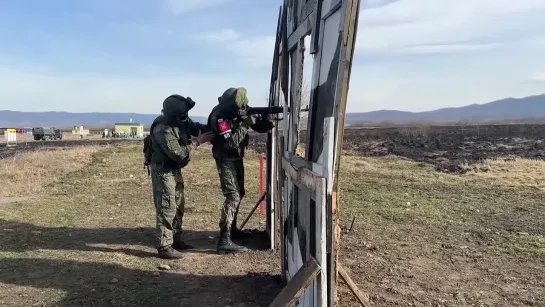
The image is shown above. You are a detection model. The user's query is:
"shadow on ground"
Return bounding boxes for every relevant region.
[0,219,274,257]
[0,257,282,306]
[0,219,283,306]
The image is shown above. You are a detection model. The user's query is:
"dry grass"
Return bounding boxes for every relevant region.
[338,153,545,306]
[0,146,100,197]
[464,157,545,190]
[295,144,305,157]
[1,143,544,306]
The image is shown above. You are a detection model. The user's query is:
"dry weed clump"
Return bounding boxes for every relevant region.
[295,144,305,157]
[0,146,100,197]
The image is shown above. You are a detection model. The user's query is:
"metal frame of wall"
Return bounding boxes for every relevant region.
[266,0,360,305]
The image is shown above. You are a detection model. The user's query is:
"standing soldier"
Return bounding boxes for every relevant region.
[207,87,273,253]
[149,94,214,259]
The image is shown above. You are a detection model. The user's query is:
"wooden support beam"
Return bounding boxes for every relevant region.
[269,257,321,307]
[332,190,341,306]
[281,156,324,190]
[301,0,317,19]
[338,265,371,307]
[310,0,323,54]
[279,135,286,280]
[287,12,315,50]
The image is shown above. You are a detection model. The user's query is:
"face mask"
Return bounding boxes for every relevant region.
[176,113,188,123]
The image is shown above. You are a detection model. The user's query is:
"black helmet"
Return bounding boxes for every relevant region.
[163,94,195,124]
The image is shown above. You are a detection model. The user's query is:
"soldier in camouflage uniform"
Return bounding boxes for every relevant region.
[207,87,273,253]
[150,94,214,259]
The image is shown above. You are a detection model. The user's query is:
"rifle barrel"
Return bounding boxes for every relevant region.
[247,106,285,115]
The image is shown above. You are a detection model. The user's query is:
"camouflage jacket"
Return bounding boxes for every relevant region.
[207,104,249,160]
[150,115,208,169]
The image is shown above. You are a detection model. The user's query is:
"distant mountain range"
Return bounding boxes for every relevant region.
[1,94,544,128]
[345,94,545,125]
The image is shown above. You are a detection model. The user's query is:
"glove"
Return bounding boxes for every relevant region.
[264,120,274,130]
[243,115,257,126]
[238,108,247,117]
[193,131,215,146]
[251,119,274,133]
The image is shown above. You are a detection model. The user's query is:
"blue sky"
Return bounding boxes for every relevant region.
[0,0,543,116]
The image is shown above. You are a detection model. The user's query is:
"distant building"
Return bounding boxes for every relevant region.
[72,126,90,136]
[0,127,31,135]
[19,127,32,135]
[4,128,17,145]
[88,129,104,136]
[114,123,144,137]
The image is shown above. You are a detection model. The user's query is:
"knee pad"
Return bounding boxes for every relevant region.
[225,192,240,204]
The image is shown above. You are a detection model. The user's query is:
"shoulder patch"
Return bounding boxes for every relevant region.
[217,118,232,139]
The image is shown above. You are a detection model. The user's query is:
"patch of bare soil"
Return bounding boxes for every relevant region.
[250,124,545,174]
[342,125,545,173]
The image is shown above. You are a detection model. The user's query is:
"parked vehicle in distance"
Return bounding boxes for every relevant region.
[32,127,63,140]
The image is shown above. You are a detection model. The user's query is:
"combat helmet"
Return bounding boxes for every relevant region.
[218,87,249,111]
[162,94,195,124]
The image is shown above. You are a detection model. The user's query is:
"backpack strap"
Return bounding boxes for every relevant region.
[144,121,160,176]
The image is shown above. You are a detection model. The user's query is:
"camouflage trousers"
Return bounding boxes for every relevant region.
[215,158,245,230]
[150,163,185,248]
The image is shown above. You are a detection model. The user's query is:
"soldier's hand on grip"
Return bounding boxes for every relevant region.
[250,119,274,133]
[195,131,215,146]
[243,115,257,126]
[238,108,247,117]
[263,120,274,130]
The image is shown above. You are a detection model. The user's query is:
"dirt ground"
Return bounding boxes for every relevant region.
[0,143,282,307]
[252,124,545,173]
[1,125,544,306]
[252,125,545,306]
[340,125,545,174]
[337,155,544,306]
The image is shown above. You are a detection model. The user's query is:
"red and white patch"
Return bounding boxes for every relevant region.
[217,118,231,138]
[218,120,229,132]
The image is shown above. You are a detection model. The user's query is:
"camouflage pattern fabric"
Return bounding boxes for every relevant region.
[150,116,207,168]
[207,105,250,160]
[151,122,195,168]
[218,87,249,110]
[216,158,245,230]
[233,87,249,110]
[149,104,205,249]
[207,87,271,233]
[150,164,185,248]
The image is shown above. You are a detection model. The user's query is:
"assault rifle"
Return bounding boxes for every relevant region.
[245,106,287,121]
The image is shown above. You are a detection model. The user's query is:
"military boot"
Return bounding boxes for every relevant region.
[157,246,184,259]
[217,228,248,254]
[230,218,253,239]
